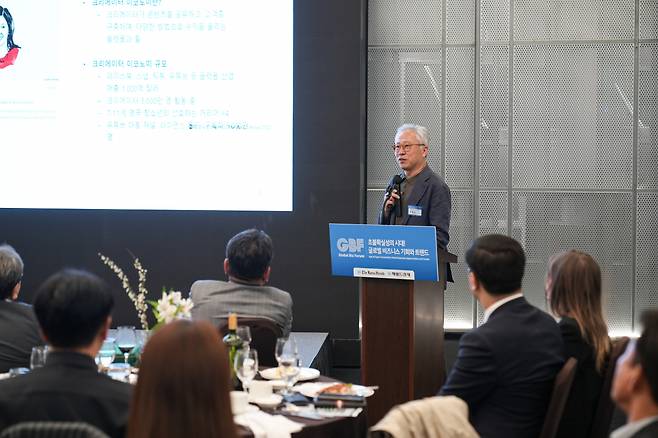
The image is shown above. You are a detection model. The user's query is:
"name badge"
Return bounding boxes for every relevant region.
[408,205,423,217]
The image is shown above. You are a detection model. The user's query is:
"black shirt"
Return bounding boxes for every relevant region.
[0,300,43,372]
[0,351,132,438]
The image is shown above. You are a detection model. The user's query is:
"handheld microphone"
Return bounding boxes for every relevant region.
[384,175,405,220]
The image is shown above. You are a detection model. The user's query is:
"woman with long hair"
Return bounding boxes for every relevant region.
[126,320,237,438]
[0,6,20,69]
[546,250,611,438]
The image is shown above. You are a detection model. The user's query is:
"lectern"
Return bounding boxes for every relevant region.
[327,223,457,425]
[361,248,457,425]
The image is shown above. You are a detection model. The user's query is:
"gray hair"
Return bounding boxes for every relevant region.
[0,243,24,300]
[395,124,429,146]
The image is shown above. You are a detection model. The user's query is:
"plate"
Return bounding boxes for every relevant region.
[259,367,320,382]
[248,394,283,408]
[294,382,375,398]
[233,404,259,416]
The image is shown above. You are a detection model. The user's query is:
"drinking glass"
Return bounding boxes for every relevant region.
[116,326,136,365]
[97,338,117,369]
[275,337,300,394]
[236,326,252,348]
[234,348,258,392]
[30,346,48,369]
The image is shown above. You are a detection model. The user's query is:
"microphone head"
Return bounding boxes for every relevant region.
[392,175,404,185]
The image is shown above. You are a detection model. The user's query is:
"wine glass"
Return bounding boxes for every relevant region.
[116,326,136,366]
[30,346,48,369]
[236,326,252,349]
[97,338,117,370]
[234,348,258,392]
[275,337,300,395]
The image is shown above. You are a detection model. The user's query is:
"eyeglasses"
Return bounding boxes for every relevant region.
[392,143,425,152]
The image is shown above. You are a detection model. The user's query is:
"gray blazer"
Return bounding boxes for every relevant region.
[190,279,293,337]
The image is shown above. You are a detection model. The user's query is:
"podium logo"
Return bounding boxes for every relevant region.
[337,238,364,253]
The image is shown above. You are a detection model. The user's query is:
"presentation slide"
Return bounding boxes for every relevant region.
[0,0,293,211]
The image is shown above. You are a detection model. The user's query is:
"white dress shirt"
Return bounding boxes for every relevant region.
[482,293,524,324]
[610,416,658,438]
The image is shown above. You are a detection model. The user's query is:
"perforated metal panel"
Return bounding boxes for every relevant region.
[638,43,658,190]
[366,189,386,224]
[368,49,415,186]
[636,193,658,327]
[513,44,634,190]
[514,0,634,42]
[479,46,509,189]
[446,0,475,44]
[368,0,443,46]
[511,191,634,333]
[368,49,444,186]
[479,191,508,235]
[640,0,658,40]
[444,190,475,328]
[480,0,509,43]
[445,47,475,188]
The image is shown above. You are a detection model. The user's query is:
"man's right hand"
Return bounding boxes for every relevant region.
[384,189,400,213]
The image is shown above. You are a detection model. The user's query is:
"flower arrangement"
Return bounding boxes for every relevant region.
[98,253,150,330]
[150,290,193,328]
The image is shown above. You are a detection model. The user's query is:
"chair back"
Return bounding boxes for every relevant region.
[539,357,579,438]
[587,337,630,438]
[218,316,283,367]
[0,422,110,438]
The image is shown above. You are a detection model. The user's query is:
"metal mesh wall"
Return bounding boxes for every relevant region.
[367,0,655,332]
[479,46,509,189]
[368,0,443,46]
[636,193,658,326]
[638,43,658,190]
[640,0,658,40]
[446,47,475,188]
[514,0,634,42]
[512,44,634,190]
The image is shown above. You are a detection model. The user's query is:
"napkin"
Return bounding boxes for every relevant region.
[234,411,303,438]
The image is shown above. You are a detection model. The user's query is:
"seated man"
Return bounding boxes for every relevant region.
[191,229,293,336]
[0,243,42,372]
[0,269,132,438]
[440,234,564,438]
[611,309,658,438]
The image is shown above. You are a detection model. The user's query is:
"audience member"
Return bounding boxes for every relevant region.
[440,234,564,438]
[611,309,658,438]
[0,269,132,438]
[546,250,611,438]
[0,243,42,372]
[127,319,237,438]
[191,229,293,336]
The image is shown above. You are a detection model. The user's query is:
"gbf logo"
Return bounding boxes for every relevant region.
[337,238,364,253]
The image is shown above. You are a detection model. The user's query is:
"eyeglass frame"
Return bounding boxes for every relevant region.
[392,143,425,152]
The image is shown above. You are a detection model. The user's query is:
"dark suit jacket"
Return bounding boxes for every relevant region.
[0,351,132,438]
[378,165,453,281]
[0,300,43,372]
[555,316,604,438]
[440,297,565,438]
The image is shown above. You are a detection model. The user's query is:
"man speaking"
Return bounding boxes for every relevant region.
[379,124,452,279]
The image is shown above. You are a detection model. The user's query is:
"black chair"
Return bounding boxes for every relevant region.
[588,337,630,438]
[0,422,110,438]
[218,316,283,367]
[539,357,579,438]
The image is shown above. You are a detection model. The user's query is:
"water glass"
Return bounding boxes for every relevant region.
[30,346,48,369]
[275,337,299,394]
[97,338,117,369]
[234,348,258,392]
[116,326,137,365]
